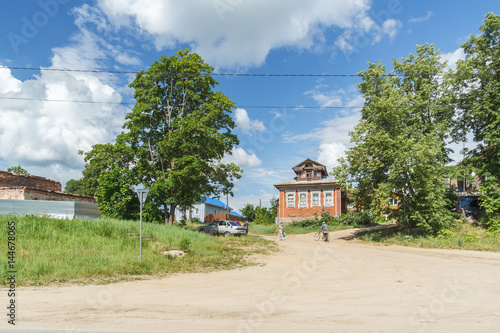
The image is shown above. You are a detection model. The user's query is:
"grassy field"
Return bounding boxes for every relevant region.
[0,215,277,286]
[354,222,500,252]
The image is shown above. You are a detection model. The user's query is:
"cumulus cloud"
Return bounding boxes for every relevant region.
[234,108,266,135]
[284,85,363,170]
[442,48,465,70]
[223,147,262,168]
[94,0,401,69]
[317,142,348,169]
[0,14,127,182]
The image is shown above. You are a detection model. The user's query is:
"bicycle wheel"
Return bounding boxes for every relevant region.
[314,232,321,241]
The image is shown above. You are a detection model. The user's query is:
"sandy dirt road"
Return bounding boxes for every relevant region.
[3,226,500,333]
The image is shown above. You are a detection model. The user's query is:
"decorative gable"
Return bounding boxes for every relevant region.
[291,158,328,181]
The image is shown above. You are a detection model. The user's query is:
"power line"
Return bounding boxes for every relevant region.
[0,96,363,109]
[0,65,381,77]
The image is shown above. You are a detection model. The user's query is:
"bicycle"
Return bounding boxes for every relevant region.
[314,230,329,242]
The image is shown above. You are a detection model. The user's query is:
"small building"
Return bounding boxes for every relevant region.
[174,197,242,223]
[0,170,100,219]
[274,159,342,224]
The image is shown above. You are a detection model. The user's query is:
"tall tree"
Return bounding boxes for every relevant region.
[334,44,455,232]
[90,49,241,224]
[452,13,500,229]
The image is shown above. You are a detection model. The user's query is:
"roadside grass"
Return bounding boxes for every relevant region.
[354,222,500,252]
[0,215,277,286]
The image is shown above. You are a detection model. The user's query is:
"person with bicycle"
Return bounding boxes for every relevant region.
[318,222,329,242]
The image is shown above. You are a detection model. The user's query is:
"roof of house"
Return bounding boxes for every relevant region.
[201,197,233,211]
[291,158,329,176]
[274,177,338,189]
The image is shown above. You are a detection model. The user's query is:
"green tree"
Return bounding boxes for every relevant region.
[452,13,500,229]
[241,204,256,221]
[334,44,455,232]
[95,164,139,220]
[87,49,242,224]
[254,207,274,225]
[7,165,29,175]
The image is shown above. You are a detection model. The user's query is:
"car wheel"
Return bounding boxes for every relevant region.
[224,231,230,237]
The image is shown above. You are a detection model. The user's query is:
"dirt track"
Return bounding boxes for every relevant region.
[3,226,500,332]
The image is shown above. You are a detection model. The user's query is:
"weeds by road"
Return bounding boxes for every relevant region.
[0,215,277,286]
[354,223,500,252]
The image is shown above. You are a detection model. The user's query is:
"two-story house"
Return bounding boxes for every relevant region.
[274,159,342,224]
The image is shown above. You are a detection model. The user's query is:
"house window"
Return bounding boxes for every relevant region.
[287,192,295,208]
[314,170,317,177]
[299,192,307,208]
[324,191,333,206]
[307,172,312,178]
[195,208,199,215]
[311,192,320,207]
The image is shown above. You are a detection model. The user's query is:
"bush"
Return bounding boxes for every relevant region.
[335,211,375,226]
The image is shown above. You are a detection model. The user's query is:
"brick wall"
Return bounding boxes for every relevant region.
[277,187,341,221]
[0,188,25,200]
[0,170,61,192]
[0,187,96,203]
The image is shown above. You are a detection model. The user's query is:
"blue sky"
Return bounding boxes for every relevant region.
[0,0,499,212]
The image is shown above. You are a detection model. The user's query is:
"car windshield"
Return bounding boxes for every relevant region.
[229,221,239,226]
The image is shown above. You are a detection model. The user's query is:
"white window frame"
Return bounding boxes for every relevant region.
[311,191,320,207]
[195,208,199,215]
[286,192,295,208]
[324,190,334,207]
[298,192,308,208]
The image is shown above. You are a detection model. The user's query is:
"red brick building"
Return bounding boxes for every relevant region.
[0,170,96,203]
[274,159,342,223]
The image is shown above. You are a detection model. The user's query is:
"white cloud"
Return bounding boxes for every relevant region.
[409,11,433,23]
[223,147,262,168]
[0,17,127,182]
[442,48,465,70]
[94,0,400,69]
[317,142,347,169]
[0,68,22,94]
[234,108,266,135]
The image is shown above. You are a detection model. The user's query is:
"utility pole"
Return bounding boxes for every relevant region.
[226,193,229,220]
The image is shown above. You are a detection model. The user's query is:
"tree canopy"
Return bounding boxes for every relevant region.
[452,12,500,229]
[333,44,455,232]
[84,49,242,224]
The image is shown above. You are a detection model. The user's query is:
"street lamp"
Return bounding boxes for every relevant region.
[134,185,149,261]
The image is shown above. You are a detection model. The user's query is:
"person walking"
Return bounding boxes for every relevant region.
[276,222,285,241]
[244,220,249,234]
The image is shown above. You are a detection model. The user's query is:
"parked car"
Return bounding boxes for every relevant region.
[197,220,246,237]
[457,196,484,221]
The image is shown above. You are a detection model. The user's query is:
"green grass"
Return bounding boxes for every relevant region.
[0,215,277,286]
[354,222,500,252]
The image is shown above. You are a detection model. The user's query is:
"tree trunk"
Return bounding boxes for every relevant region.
[167,203,177,225]
[163,203,169,225]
